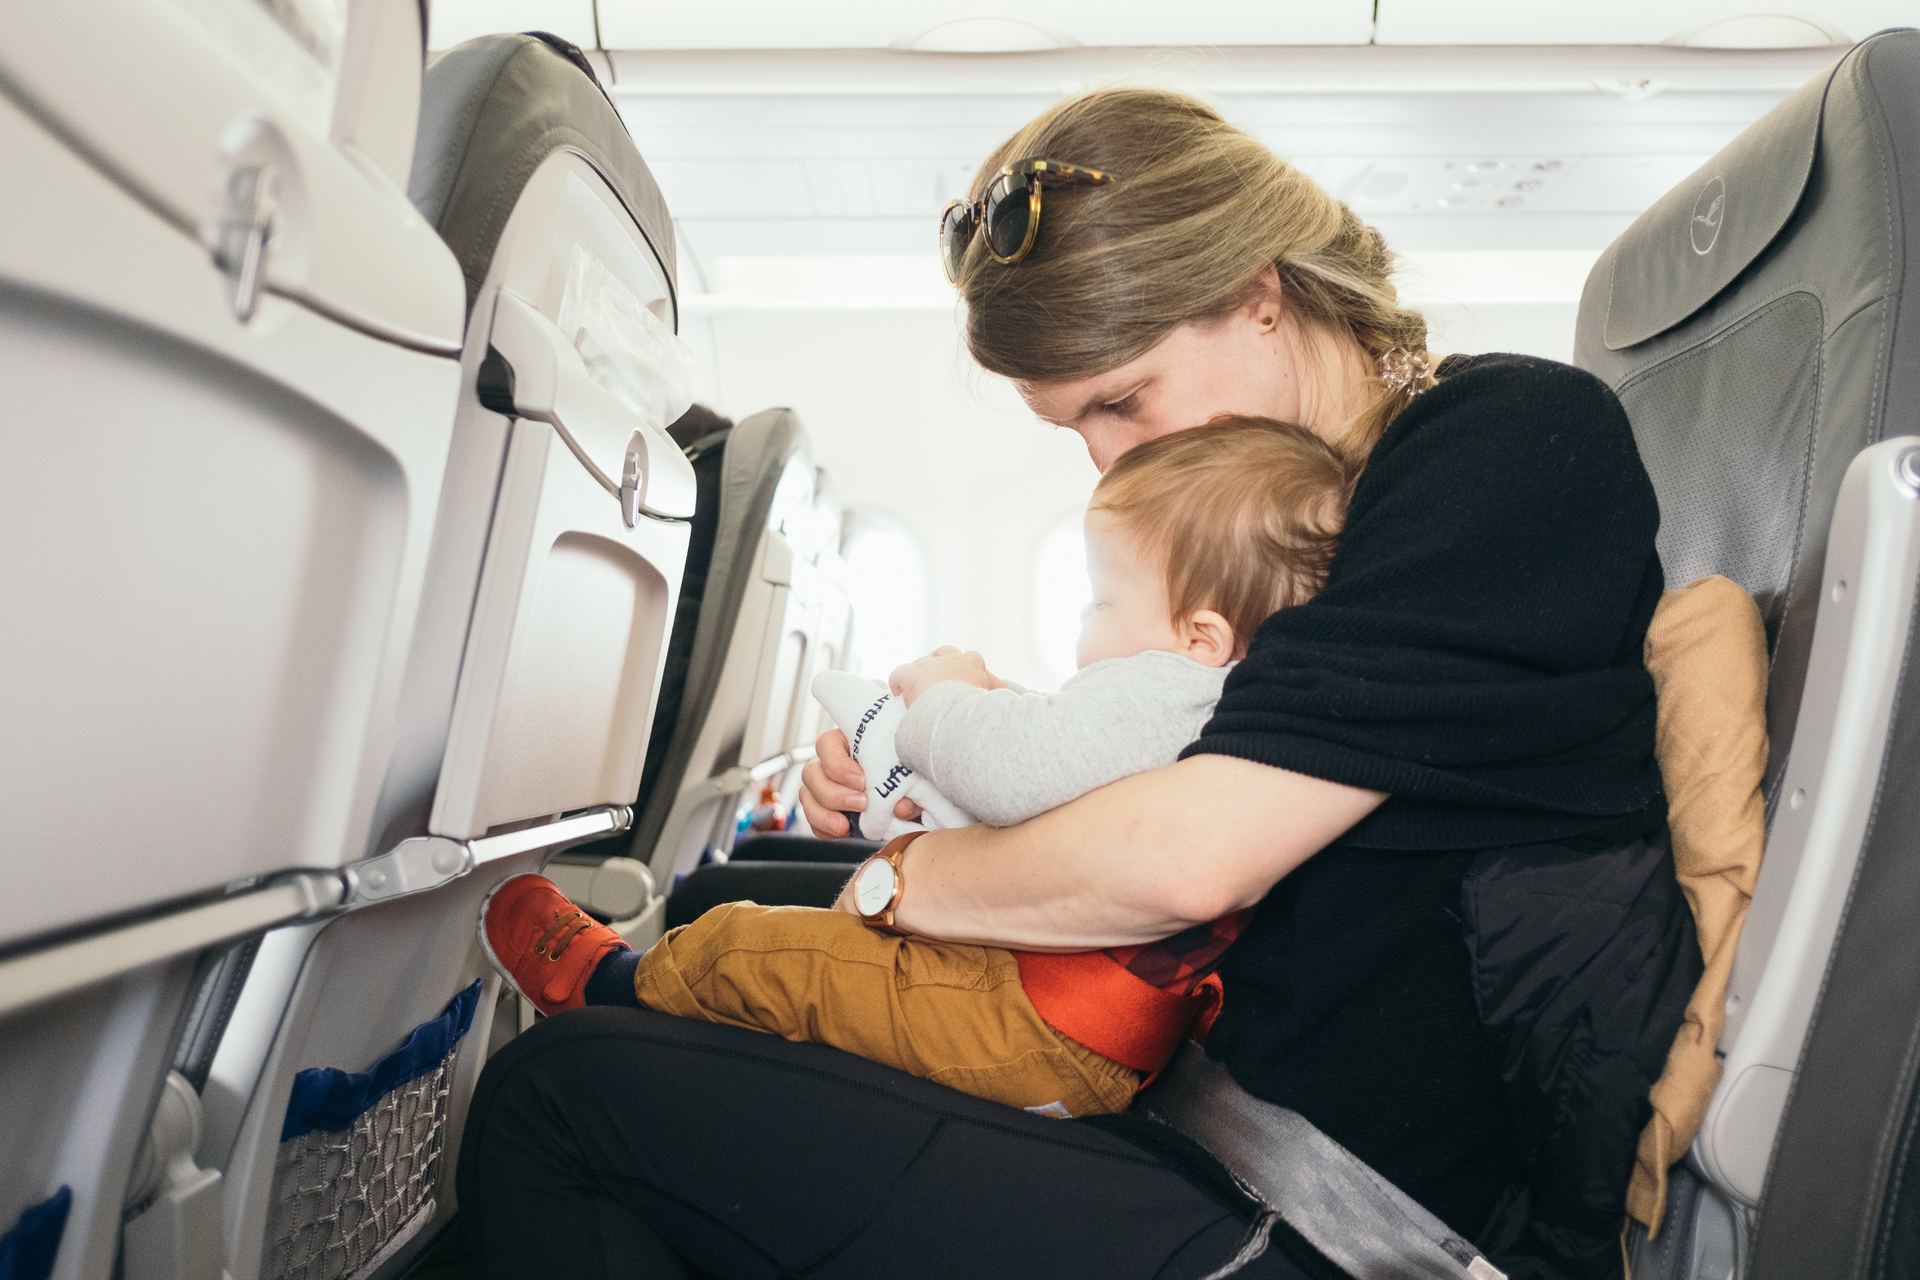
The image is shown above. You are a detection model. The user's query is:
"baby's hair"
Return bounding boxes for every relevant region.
[1091,416,1355,655]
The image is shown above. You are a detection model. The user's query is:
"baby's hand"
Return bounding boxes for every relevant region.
[890,646,999,706]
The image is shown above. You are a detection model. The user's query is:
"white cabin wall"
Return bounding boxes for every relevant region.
[1425,302,1583,363]
[690,307,1098,689]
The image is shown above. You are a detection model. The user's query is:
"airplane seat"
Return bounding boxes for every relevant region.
[0,1,466,1275]
[793,470,856,792]
[191,32,698,1280]
[1572,28,1920,1277]
[746,465,854,833]
[557,408,837,948]
[545,403,730,924]
[645,465,862,925]
[631,404,735,839]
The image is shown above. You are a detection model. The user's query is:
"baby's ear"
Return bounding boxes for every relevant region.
[1181,610,1237,668]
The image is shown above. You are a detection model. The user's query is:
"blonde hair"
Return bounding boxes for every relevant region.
[1091,416,1355,654]
[957,88,1431,463]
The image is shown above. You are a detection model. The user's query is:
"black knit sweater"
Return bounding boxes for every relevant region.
[1184,352,1668,1241]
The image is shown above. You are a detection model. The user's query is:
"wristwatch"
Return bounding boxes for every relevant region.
[851,831,924,935]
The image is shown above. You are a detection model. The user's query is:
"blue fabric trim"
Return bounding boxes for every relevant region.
[280,981,482,1142]
[0,1186,71,1280]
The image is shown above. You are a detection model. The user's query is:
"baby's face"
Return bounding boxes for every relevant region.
[1076,509,1189,669]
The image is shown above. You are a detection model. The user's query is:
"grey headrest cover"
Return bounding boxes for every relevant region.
[409,34,677,322]
[1597,62,1831,351]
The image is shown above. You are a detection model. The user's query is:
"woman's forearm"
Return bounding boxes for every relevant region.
[885,755,1384,950]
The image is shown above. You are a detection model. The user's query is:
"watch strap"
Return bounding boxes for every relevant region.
[862,830,926,934]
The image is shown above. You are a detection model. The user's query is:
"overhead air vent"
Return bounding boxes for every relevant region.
[1346,157,1574,214]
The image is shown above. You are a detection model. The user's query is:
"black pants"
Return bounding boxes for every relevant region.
[456,1006,1328,1279]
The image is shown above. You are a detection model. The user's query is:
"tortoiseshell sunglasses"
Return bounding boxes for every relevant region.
[939,158,1117,284]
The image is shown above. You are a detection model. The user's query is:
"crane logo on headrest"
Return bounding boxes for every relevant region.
[1690,176,1727,256]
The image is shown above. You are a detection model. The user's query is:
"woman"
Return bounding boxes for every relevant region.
[456,88,1676,1279]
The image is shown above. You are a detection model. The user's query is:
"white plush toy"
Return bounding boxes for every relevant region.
[810,670,973,842]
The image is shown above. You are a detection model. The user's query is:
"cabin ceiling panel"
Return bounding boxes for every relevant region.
[1374,1,1906,47]
[596,1,1375,53]
[620,84,1782,255]
[427,0,596,51]
[615,88,1782,171]
[605,45,1841,97]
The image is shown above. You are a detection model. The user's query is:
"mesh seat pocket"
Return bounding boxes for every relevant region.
[265,983,482,1280]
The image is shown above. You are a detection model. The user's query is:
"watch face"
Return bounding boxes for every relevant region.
[853,859,895,916]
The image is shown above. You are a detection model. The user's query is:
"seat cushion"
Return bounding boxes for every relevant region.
[664,862,852,929]
[1628,578,1768,1232]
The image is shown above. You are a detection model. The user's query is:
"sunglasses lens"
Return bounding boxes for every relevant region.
[984,174,1034,261]
[939,203,973,282]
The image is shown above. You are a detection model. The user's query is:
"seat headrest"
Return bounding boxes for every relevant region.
[1573,27,1920,844]
[410,33,677,323]
[1597,56,1832,351]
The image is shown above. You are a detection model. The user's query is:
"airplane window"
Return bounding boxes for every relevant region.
[1030,513,1092,688]
[841,511,934,680]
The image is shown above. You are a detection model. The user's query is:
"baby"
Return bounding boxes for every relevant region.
[480,415,1354,1117]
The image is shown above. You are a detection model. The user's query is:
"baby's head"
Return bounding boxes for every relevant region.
[1077,415,1354,670]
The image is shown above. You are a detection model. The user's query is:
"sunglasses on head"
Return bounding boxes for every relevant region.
[939,158,1117,285]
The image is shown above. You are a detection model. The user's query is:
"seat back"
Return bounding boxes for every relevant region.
[1573,28,1920,1274]
[195,33,698,1279]
[768,471,854,825]
[576,407,855,944]
[634,406,737,835]
[799,471,855,765]
[0,1,464,1275]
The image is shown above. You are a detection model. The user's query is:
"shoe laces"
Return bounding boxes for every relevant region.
[533,909,595,961]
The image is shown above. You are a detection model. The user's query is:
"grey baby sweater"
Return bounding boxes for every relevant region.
[892,650,1231,828]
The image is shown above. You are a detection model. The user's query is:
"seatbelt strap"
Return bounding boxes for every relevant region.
[1138,1041,1507,1280]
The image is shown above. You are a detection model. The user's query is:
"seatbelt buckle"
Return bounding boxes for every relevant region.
[1189,973,1226,1044]
[1140,976,1229,1090]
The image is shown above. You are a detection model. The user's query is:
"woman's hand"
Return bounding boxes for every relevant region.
[801,645,995,836]
[890,646,1000,707]
[798,728,922,837]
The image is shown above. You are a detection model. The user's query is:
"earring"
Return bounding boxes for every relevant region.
[1380,347,1432,396]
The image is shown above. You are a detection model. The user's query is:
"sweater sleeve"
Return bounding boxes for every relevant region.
[896,651,1227,828]
[1186,354,1668,850]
